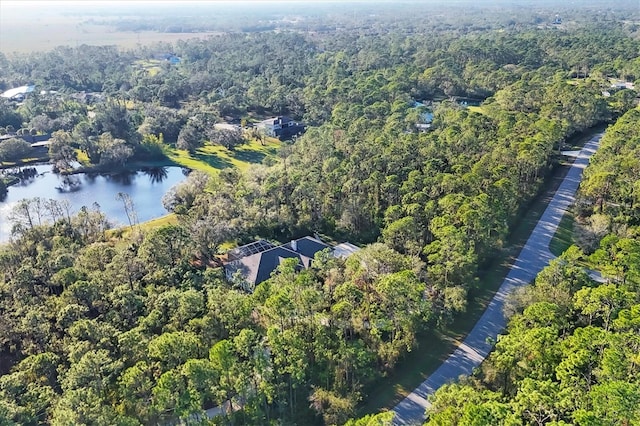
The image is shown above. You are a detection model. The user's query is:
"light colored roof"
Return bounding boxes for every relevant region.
[256,116,295,127]
[588,270,607,283]
[333,242,360,259]
[1,85,35,98]
[256,118,279,127]
[610,80,635,90]
[214,123,240,131]
[421,112,434,123]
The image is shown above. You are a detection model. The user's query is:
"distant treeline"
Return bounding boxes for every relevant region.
[68,0,640,35]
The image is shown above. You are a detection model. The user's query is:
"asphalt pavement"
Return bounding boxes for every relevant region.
[391,133,603,425]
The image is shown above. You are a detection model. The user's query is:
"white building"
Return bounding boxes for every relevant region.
[1,85,35,100]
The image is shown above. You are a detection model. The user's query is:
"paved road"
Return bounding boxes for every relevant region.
[391,133,603,425]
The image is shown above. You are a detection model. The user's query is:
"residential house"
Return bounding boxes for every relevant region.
[153,53,181,64]
[256,116,305,140]
[1,85,35,101]
[610,80,635,91]
[71,91,105,104]
[411,101,434,132]
[224,236,358,291]
[0,132,50,143]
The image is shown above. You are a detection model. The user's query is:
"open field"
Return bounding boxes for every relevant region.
[0,13,216,54]
[467,105,486,115]
[167,138,281,175]
[133,59,163,76]
[0,156,49,169]
[107,212,178,239]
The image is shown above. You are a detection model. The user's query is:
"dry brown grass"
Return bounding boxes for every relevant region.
[0,11,216,54]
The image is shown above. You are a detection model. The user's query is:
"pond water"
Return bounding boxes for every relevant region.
[0,164,188,242]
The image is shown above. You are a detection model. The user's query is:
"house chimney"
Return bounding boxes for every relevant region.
[291,239,297,252]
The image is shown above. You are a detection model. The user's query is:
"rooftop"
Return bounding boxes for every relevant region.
[1,85,35,99]
[333,242,360,259]
[224,236,349,289]
[227,239,275,262]
[231,245,309,286]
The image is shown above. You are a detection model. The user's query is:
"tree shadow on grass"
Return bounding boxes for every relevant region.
[232,149,266,165]
[193,150,233,170]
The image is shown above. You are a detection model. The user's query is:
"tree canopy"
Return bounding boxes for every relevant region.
[1,3,640,425]
[424,109,640,426]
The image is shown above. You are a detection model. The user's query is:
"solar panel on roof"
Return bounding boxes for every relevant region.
[227,240,275,261]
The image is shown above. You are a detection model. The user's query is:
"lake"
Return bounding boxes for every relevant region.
[0,164,188,242]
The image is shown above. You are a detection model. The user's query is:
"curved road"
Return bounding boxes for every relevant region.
[392,133,603,425]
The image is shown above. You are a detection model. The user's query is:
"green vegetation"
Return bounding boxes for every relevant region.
[168,138,280,175]
[0,2,640,425]
[549,212,575,257]
[362,152,578,413]
[108,213,178,240]
[423,109,640,426]
[132,59,163,77]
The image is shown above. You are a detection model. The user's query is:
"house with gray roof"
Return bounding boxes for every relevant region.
[224,236,355,291]
[255,116,305,140]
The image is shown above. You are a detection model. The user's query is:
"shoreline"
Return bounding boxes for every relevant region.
[1,157,184,188]
[65,158,181,176]
[0,158,187,243]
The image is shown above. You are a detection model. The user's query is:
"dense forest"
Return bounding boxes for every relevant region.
[1,2,639,425]
[424,109,640,425]
[48,0,640,35]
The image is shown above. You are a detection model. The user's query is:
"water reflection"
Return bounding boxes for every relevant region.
[143,167,169,184]
[0,164,188,242]
[11,167,40,186]
[56,176,82,193]
[105,172,135,186]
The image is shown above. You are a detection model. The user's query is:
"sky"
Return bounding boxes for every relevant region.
[3,0,369,5]
[0,0,466,8]
[2,0,630,8]
[0,0,382,16]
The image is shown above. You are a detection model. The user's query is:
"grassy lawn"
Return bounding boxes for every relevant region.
[549,212,575,257]
[1,176,18,186]
[136,213,178,232]
[167,138,281,175]
[106,137,279,238]
[107,138,279,236]
[75,150,91,166]
[467,105,486,115]
[0,157,49,169]
[133,59,163,76]
[108,213,178,240]
[359,159,575,415]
